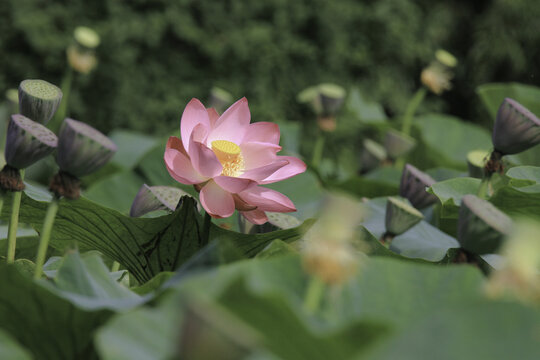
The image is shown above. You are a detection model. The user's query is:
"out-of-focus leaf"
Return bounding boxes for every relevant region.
[84,171,146,214]
[505,166,540,187]
[362,198,459,261]
[0,263,111,359]
[0,328,33,360]
[428,177,481,219]
[346,87,387,123]
[109,129,158,170]
[365,301,540,360]
[476,82,540,120]
[48,252,144,311]
[413,114,492,170]
[364,167,402,187]
[255,240,297,259]
[333,176,398,199]
[131,272,175,295]
[490,184,540,221]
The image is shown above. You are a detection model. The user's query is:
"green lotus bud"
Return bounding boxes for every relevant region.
[383,129,417,159]
[467,150,489,178]
[130,184,192,217]
[73,26,100,50]
[458,194,513,254]
[318,83,346,116]
[4,114,58,169]
[208,87,233,113]
[18,79,62,125]
[399,163,438,209]
[361,139,387,173]
[384,196,424,237]
[492,98,540,155]
[56,118,117,177]
[435,49,458,68]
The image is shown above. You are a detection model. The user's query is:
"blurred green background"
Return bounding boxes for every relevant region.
[1,0,540,134]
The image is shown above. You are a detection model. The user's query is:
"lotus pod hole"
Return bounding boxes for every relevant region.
[399,163,438,209]
[56,118,117,177]
[384,129,417,159]
[4,114,58,169]
[384,196,424,236]
[458,194,513,254]
[74,26,100,49]
[492,98,540,155]
[18,79,62,124]
[467,149,489,178]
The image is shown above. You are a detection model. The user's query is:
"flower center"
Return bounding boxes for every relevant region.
[211,140,244,177]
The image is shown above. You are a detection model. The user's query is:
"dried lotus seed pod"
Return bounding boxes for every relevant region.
[384,129,417,159]
[384,196,424,237]
[399,163,438,209]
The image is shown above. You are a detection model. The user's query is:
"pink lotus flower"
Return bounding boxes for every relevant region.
[164,98,307,224]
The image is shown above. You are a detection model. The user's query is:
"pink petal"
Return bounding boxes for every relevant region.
[207,108,220,128]
[207,97,251,145]
[241,209,268,225]
[242,122,280,145]
[181,99,210,153]
[200,180,235,218]
[240,141,282,169]
[240,159,289,182]
[164,147,207,184]
[259,156,307,184]
[188,126,223,178]
[237,186,296,213]
[214,176,255,193]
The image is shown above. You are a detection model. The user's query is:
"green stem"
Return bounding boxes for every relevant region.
[34,197,59,279]
[395,87,427,169]
[111,261,120,272]
[401,87,427,137]
[201,211,212,247]
[6,169,24,263]
[311,133,326,169]
[477,176,491,199]
[303,276,325,314]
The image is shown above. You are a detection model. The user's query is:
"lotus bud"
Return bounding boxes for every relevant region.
[51,118,117,199]
[399,163,438,209]
[485,219,540,303]
[382,197,423,244]
[67,27,100,74]
[208,87,233,114]
[1,115,58,191]
[360,139,387,173]
[383,129,417,159]
[130,184,192,217]
[435,49,458,68]
[302,195,365,285]
[457,194,513,255]
[18,79,62,124]
[492,98,540,156]
[467,150,489,178]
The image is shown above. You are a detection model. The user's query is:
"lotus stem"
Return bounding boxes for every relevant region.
[311,133,326,169]
[34,197,59,279]
[303,275,325,314]
[6,169,24,263]
[396,87,427,168]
